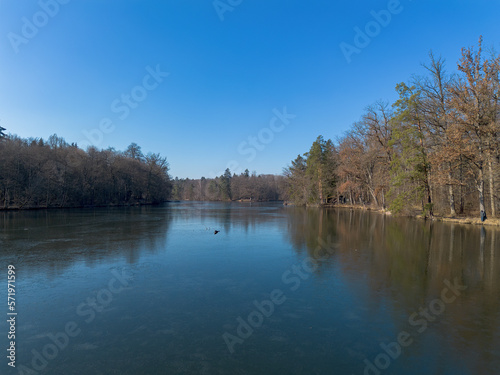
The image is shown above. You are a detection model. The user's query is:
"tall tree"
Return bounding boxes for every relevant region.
[283,154,309,205]
[389,83,433,217]
[124,142,144,160]
[219,168,232,200]
[419,52,459,216]
[305,136,336,204]
[449,37,500,218]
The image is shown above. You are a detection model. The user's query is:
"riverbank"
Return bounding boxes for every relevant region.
[330,203,500,227]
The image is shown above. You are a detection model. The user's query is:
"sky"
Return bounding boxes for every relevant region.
[1,0,500,179]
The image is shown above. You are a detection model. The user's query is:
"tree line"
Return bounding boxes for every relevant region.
[0,133,171,209]
[0,128,286,208]
[285,38,500,218]
[171,168,286,201]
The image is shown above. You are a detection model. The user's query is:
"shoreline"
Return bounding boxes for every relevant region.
[0,201,164,211]
[3,201,499,227]
[0,199,284,211]
[325,203,500,227]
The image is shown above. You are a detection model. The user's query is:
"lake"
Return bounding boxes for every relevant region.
[1,202,499,374]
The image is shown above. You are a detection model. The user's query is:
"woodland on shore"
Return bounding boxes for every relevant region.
[0,135,171,209]
[285,37,499,220]
[1,38,498,222]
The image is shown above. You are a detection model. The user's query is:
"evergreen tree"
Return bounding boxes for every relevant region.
[305,136,337,204]
[219,168,232,200]
[389,83,433,217]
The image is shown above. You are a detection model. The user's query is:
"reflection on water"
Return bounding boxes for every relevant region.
[0,202,499,374]
[286,207,500,374]
[1,206,172,277]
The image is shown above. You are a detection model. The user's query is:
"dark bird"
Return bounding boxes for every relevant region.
[214,230,220,235]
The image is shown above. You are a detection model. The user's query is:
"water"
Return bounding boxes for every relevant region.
[1,202,499,374]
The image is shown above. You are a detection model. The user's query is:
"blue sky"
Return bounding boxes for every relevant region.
[1,0,499,179]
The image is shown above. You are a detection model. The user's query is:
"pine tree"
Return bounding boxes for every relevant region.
[389,83,433,217]
[305,136,337,205]
[219,168,232,200]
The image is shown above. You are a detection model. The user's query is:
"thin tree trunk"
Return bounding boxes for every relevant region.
[478,165,486,216]
[448,163,456,216]
[368,186,379,207]
[318,178,323,204]
[459,156,465,214]
[488,154,496,217]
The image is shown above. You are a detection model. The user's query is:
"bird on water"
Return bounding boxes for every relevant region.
[214,230,220,235]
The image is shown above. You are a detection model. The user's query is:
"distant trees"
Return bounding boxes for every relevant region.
[285,37,500,218]
[171,170,285,202]
[0,133,171,209]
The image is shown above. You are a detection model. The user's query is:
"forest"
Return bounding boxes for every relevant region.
[170,169,286,202]
[285,38,500,218]
[0,132,171,209]
[0,127,285,208]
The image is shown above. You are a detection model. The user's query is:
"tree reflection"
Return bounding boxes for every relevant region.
[0,205,173,277]
[283,206,500,374]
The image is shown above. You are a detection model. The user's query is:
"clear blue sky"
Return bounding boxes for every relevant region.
[1,0,499,179]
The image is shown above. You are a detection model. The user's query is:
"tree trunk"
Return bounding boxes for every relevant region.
[425,182,433,217]
[478,165,486,216]
[368,186,379,207]
[448,163,456,216]
[488,155,496,217]
[459,156,465,214]
[318,178,323,204]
